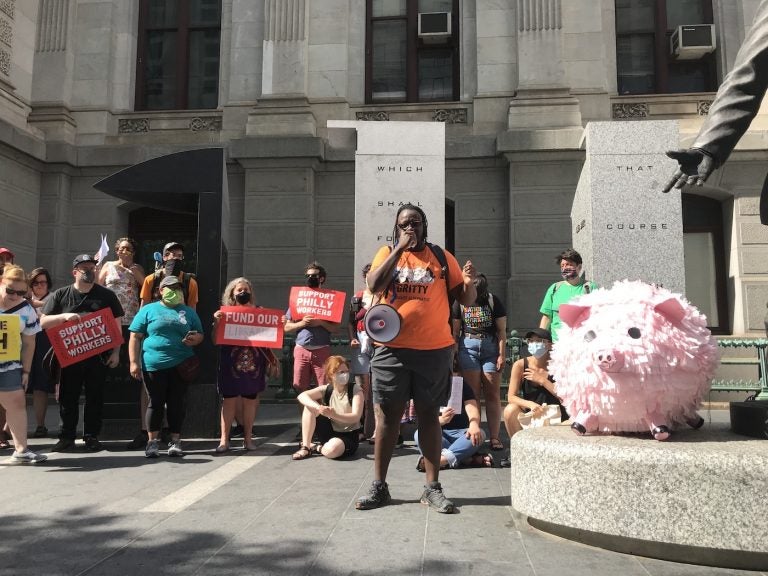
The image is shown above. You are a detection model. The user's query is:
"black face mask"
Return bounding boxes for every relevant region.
[306,277,321,289]
[164,259,183,276]
[235,292,251,304]
[80,270,96,284]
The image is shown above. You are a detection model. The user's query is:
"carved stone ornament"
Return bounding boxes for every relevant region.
[612,103,649,119]
[118,118,150,133]
[356,111,390,121]
[0,18,11,46]
[432,108,467,124]
[189,117,222,131]
[697,100,713,115]
[0,48,9,76]
[0,0,14,20]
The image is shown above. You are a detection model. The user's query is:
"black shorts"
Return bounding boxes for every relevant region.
[370,345,453,409]
[315,416,360,457]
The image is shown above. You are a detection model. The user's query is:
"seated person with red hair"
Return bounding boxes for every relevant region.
[293,355,364,460]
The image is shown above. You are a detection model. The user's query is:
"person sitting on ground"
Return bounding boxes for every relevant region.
[414,380,488,471]
[292,355,363,460]
[500,328,566,468]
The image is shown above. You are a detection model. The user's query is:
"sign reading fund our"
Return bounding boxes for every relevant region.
[214,306,284,348]
[288,287,347,324]
[0,315,21,362]
[47,309,123,368]
[326,121,446,281]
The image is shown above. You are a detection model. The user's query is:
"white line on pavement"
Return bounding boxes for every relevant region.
[140,427,298,514]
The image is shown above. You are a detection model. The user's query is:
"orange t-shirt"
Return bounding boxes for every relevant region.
[370,244,463,350]
[139,271,199,309]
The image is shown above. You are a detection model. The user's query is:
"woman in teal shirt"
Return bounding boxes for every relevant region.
[129,275,203,458]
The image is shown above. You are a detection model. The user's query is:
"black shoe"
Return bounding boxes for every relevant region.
[33,426,48,438]
[83,436,103,452]
[125,431,149,450]
[395,434,404,448]
[499,456,511,468]
[420,481,455,514]
[51,438,75,452]
[355,481,392,510]
[229,425,245,439]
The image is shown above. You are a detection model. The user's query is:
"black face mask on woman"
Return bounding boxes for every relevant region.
[235,292,251,305]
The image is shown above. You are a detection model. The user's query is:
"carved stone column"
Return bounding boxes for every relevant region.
[505,0,582,137]
[29,0,77,141]
[247,0,316,136]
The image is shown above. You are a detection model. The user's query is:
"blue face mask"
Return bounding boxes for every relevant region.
[527,341,548,358]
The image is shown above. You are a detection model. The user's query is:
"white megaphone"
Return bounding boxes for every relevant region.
[363,304,402,343]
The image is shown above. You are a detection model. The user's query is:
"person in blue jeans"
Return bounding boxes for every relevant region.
[414,381,491,470]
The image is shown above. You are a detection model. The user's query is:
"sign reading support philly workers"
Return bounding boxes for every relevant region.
[46,309,123,368]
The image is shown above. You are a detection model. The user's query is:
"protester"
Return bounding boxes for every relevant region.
[348,263,376,442]
[27,267,54,437]
[452,273,507,451]
[414,380,488,470]
[129,275,203,458]
[0,266,46,463]
[128,241,197,450]
[500,328,565,468]
[41,255,123,452]
[539,248,597,341]
[283,262,338,393]
[98,237,145,332]
[213,277,279,452]
[292,355,363,460]
[356,204,477,514]
[0,247,14,276]
[0,250,15,445]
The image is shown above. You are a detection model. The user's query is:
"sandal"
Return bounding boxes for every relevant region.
[310,442,323,455]
[416,455,450,472]
[467,453,494,468]
[489,438,504,451]
[292,444,313,460]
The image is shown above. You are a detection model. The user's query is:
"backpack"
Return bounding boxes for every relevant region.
[323,381,355,406]
[151,271,196,303]
[551,280,591,301]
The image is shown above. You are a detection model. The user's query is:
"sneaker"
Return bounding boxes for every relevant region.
[32,426,48,438]
[355,481,391,510]
[500,454,511,468]
[167,440,184,457]
[83,436,103,452]
[125,431,148,450]
[229,425,244,439]
[145,439,160,458]
[50,438,75,452]
[11,449,47,464]
[395,434,405,449]
[420,481,455,514]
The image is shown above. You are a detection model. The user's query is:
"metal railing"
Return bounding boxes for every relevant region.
[711,338,768,400]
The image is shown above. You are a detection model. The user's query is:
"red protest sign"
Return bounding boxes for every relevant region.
[46,309,123,368]
[289,287,347,324]
[214,306,284,348]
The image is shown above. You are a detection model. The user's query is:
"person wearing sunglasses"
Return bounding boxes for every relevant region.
[27,267,55,438]
[98,237,145,333]
[356,204,477,514]
[41,254,124,452]
[283,262,338,395]
[0,265,47,462]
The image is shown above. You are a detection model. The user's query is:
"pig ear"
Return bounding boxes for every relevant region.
[559,304,591,328]
[655,297,686,326]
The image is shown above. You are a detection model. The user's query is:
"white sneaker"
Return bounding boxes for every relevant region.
[167,440,184,457]
[11,449,47,464]
[145,439,160,458]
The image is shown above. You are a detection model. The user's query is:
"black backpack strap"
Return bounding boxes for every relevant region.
[426,242,454,324]
[323,384,332,406]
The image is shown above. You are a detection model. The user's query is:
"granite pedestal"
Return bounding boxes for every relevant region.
[510,423,768,571]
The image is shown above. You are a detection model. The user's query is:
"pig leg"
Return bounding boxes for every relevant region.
[685,415,705,429]
[571,412,597,436]
[645,411,670,441]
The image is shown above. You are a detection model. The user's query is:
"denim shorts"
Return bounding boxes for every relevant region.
[457,336,499,373]
[0,368,23,392]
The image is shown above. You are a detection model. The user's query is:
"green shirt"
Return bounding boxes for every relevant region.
[539,279,598,341]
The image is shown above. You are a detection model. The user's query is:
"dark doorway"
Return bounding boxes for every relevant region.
[129,207,199,275]
[682,193,728,334]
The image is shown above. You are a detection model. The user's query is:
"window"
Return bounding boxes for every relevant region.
[366,0,459,103]
[136,0,221,110]
[615,0,716,95]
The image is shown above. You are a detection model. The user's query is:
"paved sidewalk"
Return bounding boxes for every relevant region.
[0,406,761,576]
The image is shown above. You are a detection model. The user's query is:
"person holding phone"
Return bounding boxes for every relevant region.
[128,275,203,458]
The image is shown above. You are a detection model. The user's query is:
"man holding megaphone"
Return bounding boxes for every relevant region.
[355,204,477,514]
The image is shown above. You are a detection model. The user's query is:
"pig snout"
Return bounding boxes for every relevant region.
[593,349,623,372]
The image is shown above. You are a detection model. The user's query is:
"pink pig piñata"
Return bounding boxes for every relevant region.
[549,280,719,441]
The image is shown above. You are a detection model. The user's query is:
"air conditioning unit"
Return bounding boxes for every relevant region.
[418,12,451,37]
[670,24,716,60]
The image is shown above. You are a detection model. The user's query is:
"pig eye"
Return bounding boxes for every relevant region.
[584,330,596,342]
[628,327,641,339]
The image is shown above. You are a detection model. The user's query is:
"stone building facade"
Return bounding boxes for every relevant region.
[1,0,767,335]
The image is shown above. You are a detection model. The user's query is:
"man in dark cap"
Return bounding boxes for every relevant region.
[41,254,124,452]
[139,241,199,308]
